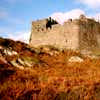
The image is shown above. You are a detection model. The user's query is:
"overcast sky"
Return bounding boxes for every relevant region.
[0,0,100,43]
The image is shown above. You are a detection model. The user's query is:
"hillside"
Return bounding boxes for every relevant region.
[1,37,100,100]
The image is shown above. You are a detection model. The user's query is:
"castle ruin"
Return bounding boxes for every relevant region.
[29,15,100,51]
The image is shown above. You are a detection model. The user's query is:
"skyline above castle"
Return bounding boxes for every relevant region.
[0,0,100,43]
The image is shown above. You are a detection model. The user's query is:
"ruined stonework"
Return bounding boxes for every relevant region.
[29,16,100,51]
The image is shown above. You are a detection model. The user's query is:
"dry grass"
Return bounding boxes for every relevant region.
[1,50,100,100]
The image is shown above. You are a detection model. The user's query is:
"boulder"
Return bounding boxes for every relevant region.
[68,56,83,63]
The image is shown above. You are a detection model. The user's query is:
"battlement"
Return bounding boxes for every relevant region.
[30,15,100,51]
[31,15,91,33]
[32,18,79,32]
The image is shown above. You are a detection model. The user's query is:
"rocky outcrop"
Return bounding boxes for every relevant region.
[68,56,83,63]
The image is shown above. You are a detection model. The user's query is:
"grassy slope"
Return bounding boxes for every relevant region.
[1,50,100,100]
[1,38,100,100]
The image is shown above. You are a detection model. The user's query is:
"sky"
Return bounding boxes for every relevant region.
[0,0,100,43]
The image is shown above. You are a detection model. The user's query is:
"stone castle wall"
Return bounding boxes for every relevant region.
[30,19,79,49]
[78,19,100,50]
[29,17,100,50]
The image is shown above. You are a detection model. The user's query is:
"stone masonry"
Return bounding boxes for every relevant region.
[29,15,100,51]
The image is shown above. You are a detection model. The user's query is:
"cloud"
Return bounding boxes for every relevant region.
[94,13,100,22]
[51,9,100,24]
[76,0,100,8]
[51,9,85,24]
[0,27,30,43]
[0,27,11,34]
[51,12,65,25]
[7,31,31,43]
